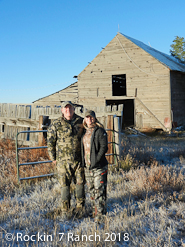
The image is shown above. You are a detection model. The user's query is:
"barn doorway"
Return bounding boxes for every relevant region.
[106,99,135,129]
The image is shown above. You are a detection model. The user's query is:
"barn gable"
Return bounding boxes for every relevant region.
[77,33,185,131]
[32,82,78,106]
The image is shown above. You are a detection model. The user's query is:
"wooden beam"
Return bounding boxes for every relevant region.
[114,116,120,160]
[0,117,38,128]
[38,115,44,147]
[107,115,114,164]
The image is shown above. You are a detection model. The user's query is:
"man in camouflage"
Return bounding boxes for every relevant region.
[47,101,85,217]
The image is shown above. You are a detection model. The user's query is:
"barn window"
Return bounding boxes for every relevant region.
[112,74,126,96]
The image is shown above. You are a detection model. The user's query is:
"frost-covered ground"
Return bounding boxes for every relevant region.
[121,132,185,170]
[1,134,185,247]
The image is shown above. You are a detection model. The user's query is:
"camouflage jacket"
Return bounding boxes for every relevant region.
[47,114,83,162]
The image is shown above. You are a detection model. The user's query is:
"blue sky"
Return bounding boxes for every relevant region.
[0,0,185,103]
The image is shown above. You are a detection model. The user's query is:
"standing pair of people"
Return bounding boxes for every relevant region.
[47,101,108,222]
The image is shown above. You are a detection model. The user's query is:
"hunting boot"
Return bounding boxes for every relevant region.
[60,186,71,220]
[74,198,86,219]
[74,183,85,219]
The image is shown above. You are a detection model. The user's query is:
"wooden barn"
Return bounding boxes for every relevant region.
[32,81,78,107]
[77,33,185,131]
[33,33,185,131]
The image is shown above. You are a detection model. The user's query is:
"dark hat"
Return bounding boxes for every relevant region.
[61,101,74,108]
[85,110,96,118]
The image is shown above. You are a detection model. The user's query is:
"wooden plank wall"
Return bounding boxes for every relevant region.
[0,103,37,145]
[135,98,168,131]
[77,33,171,130]
[32,82,78,107]
[170,71,185,127]
[0,103,123,147]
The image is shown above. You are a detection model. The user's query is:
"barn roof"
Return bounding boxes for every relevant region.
[121,33,185,73]
[32,81,78,103]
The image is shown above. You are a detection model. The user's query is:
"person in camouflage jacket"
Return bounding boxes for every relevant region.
[81,110,108,223]
[47,101,85,217]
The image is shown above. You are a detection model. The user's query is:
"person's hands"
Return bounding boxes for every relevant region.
[53,160,56,165]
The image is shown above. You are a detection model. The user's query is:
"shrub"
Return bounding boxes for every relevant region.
[0,138,55,194]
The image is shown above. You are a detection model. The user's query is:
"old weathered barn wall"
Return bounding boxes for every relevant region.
[33,82,78,107]
[30,33,185,131]
[171,71,185,126]
[0,103,123,146]
[78,33,171,131]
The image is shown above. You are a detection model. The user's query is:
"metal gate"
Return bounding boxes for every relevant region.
[16,129,119,183]
[16,130,53,183]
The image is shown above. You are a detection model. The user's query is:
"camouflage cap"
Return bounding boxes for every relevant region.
[61,101,74,108]
[85,110,96,118]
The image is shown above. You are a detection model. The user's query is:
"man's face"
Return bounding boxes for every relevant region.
[61,104,75,120]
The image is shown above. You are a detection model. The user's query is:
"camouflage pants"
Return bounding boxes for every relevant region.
[85,165,108,219]
[57,159,85,212]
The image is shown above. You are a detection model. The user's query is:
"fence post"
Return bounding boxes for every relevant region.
[38,115,44,146]
[114,116,120,160]
[107,115,114,164]
[16,132,20,183]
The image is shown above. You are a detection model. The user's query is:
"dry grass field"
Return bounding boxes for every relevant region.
[0,133,185,246]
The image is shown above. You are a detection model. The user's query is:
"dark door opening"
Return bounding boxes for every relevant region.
[106,99,134,129]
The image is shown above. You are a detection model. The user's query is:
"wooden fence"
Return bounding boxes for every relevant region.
[0,103,123,161]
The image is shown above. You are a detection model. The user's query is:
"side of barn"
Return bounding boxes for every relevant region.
[32,82,78,107]
[170,71,185,127]
[78,33,171,131]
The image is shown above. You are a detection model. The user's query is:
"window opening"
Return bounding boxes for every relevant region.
[112,74,126,96]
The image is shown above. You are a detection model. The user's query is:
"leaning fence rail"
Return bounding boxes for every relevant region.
[16,129,119,183]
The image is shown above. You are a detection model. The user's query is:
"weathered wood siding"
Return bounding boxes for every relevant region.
[0,103,123,145]
[78,33,171,130]
[33,82,78,106]
[171,71,185,126]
